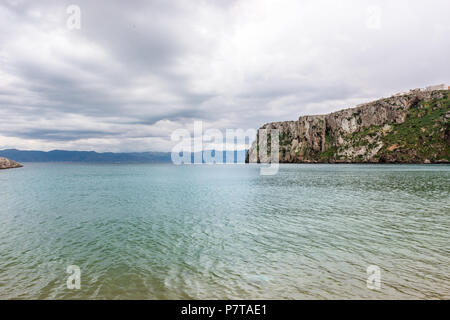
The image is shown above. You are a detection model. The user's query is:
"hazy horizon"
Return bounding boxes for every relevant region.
[1,0,449,152]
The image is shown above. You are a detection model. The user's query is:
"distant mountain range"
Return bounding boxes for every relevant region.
[0,149,248,164]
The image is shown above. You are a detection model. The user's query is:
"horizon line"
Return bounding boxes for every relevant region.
[0,148,249,154]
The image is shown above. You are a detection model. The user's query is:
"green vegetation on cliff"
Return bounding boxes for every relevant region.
[247,89,449,164]
[320,92,449,163]
[378,93,449,162]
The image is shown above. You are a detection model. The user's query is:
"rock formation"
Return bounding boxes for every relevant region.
[0,157,23,169]
[247,89,449,163]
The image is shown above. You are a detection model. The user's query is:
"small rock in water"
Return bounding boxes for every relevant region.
[0,157,23,169]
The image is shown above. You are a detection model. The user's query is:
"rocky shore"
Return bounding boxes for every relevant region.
[0,157,23,169]
[247,88,449,163]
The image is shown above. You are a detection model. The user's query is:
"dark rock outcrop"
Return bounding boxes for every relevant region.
[0,157,23,169]
[247,89,450,163]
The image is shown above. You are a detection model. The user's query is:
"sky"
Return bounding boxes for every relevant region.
[0,0,449,152]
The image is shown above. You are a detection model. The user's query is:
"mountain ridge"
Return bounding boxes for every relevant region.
[0,149,248,164]
[246,88,450,164]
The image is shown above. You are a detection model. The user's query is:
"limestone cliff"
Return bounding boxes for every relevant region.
[0,157,23,169]
[246,89,450,163]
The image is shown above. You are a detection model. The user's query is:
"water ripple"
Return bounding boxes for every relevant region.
[0,163,449,299]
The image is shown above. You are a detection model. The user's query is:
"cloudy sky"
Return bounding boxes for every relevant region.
[1,0,449,152]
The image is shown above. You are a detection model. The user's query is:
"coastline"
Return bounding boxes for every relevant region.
[0,157,23,170]
[247,89,449,164]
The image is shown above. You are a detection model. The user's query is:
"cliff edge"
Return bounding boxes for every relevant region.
[247,89,450,163]
[0,157,23,169]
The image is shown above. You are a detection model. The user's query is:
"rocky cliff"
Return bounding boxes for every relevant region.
[246,89,450,163]
[0,157,23,169]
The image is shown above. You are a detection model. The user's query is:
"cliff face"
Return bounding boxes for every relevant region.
[0,157,23,169]
[247,89,450,163]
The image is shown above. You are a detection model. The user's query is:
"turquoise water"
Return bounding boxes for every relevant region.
[0,163,449,299]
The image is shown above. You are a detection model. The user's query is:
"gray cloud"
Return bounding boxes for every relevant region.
[0,0,449,152]
[6,129,116,141]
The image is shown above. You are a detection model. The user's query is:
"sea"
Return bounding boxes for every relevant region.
[0,163,448,299]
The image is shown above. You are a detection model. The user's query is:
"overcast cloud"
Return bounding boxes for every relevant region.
[1,0,449,152]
